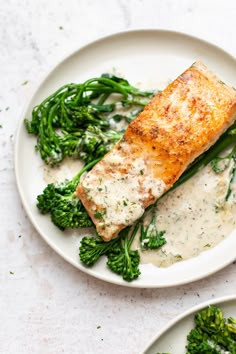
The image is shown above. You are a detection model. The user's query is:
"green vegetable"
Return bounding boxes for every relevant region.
[140,211,166,250]
[210,144,236,203]
[79,223,141,281]
[225,166,236,202]
[107,223,141,281]
[112,107,143,123]
[24,74,154,166]
[75,125,123,163]
[186,305,236,353]
[79,235,121,266]
[211,147,236,174]
[37,159,100,230]
[80,225,141,282]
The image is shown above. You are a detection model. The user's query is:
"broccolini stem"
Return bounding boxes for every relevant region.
[72,157,102,186]
[225,165,236,201]
[36,83,78,111]
[171,128,236,191]
[74,77,129,105]
[97,92,110,105]
[127,222,141,249]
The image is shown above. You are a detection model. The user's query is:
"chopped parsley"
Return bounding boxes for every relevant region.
[94,210,106,219]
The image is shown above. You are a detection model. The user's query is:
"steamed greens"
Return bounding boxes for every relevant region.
[156,305,236,354]
[25,73,154,166]
[186,305,236,353]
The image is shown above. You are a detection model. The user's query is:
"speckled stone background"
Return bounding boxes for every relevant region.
[1,1,236,353]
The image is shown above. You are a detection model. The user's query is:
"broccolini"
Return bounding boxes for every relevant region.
[186,305,236,353]
[140,211,166,250]
[107,223,141,281]
[24,74,154,166]
[79,223,141,281]
[79,235,121,266]
[211,144,236,203]
[37,159,100,230]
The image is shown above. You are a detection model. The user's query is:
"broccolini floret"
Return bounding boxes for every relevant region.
[79,235,121,266]
[107,223,141,281]
[79,224,141,281]
[37,159,100,230]
[140,211,166,250]
[75,125,123,163]
[186,305,236,354]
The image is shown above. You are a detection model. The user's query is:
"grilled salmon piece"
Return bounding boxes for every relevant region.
[76,61,236,241]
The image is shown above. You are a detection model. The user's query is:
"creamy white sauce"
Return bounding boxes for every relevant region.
[81,146,166,233]
[108,102,130,131]
[43,158,84,184]
[132,162,236,267]
[83,171,145,225]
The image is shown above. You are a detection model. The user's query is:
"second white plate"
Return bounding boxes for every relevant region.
[143,295,236,353]
[15,29,236,287]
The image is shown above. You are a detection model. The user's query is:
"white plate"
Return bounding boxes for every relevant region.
[143,294,236,353]
[15,29,236,288]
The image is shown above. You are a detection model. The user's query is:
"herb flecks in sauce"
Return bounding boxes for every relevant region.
[132,162,236,267]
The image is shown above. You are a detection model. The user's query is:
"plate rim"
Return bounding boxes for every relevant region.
[14,28,236,288]
[142,294,236,353]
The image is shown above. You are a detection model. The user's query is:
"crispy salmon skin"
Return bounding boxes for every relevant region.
[76,61,236,241]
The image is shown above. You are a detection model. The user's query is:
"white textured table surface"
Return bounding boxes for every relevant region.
[1,1,236,353]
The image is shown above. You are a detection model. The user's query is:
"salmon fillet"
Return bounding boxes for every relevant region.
[76,61,236,241]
